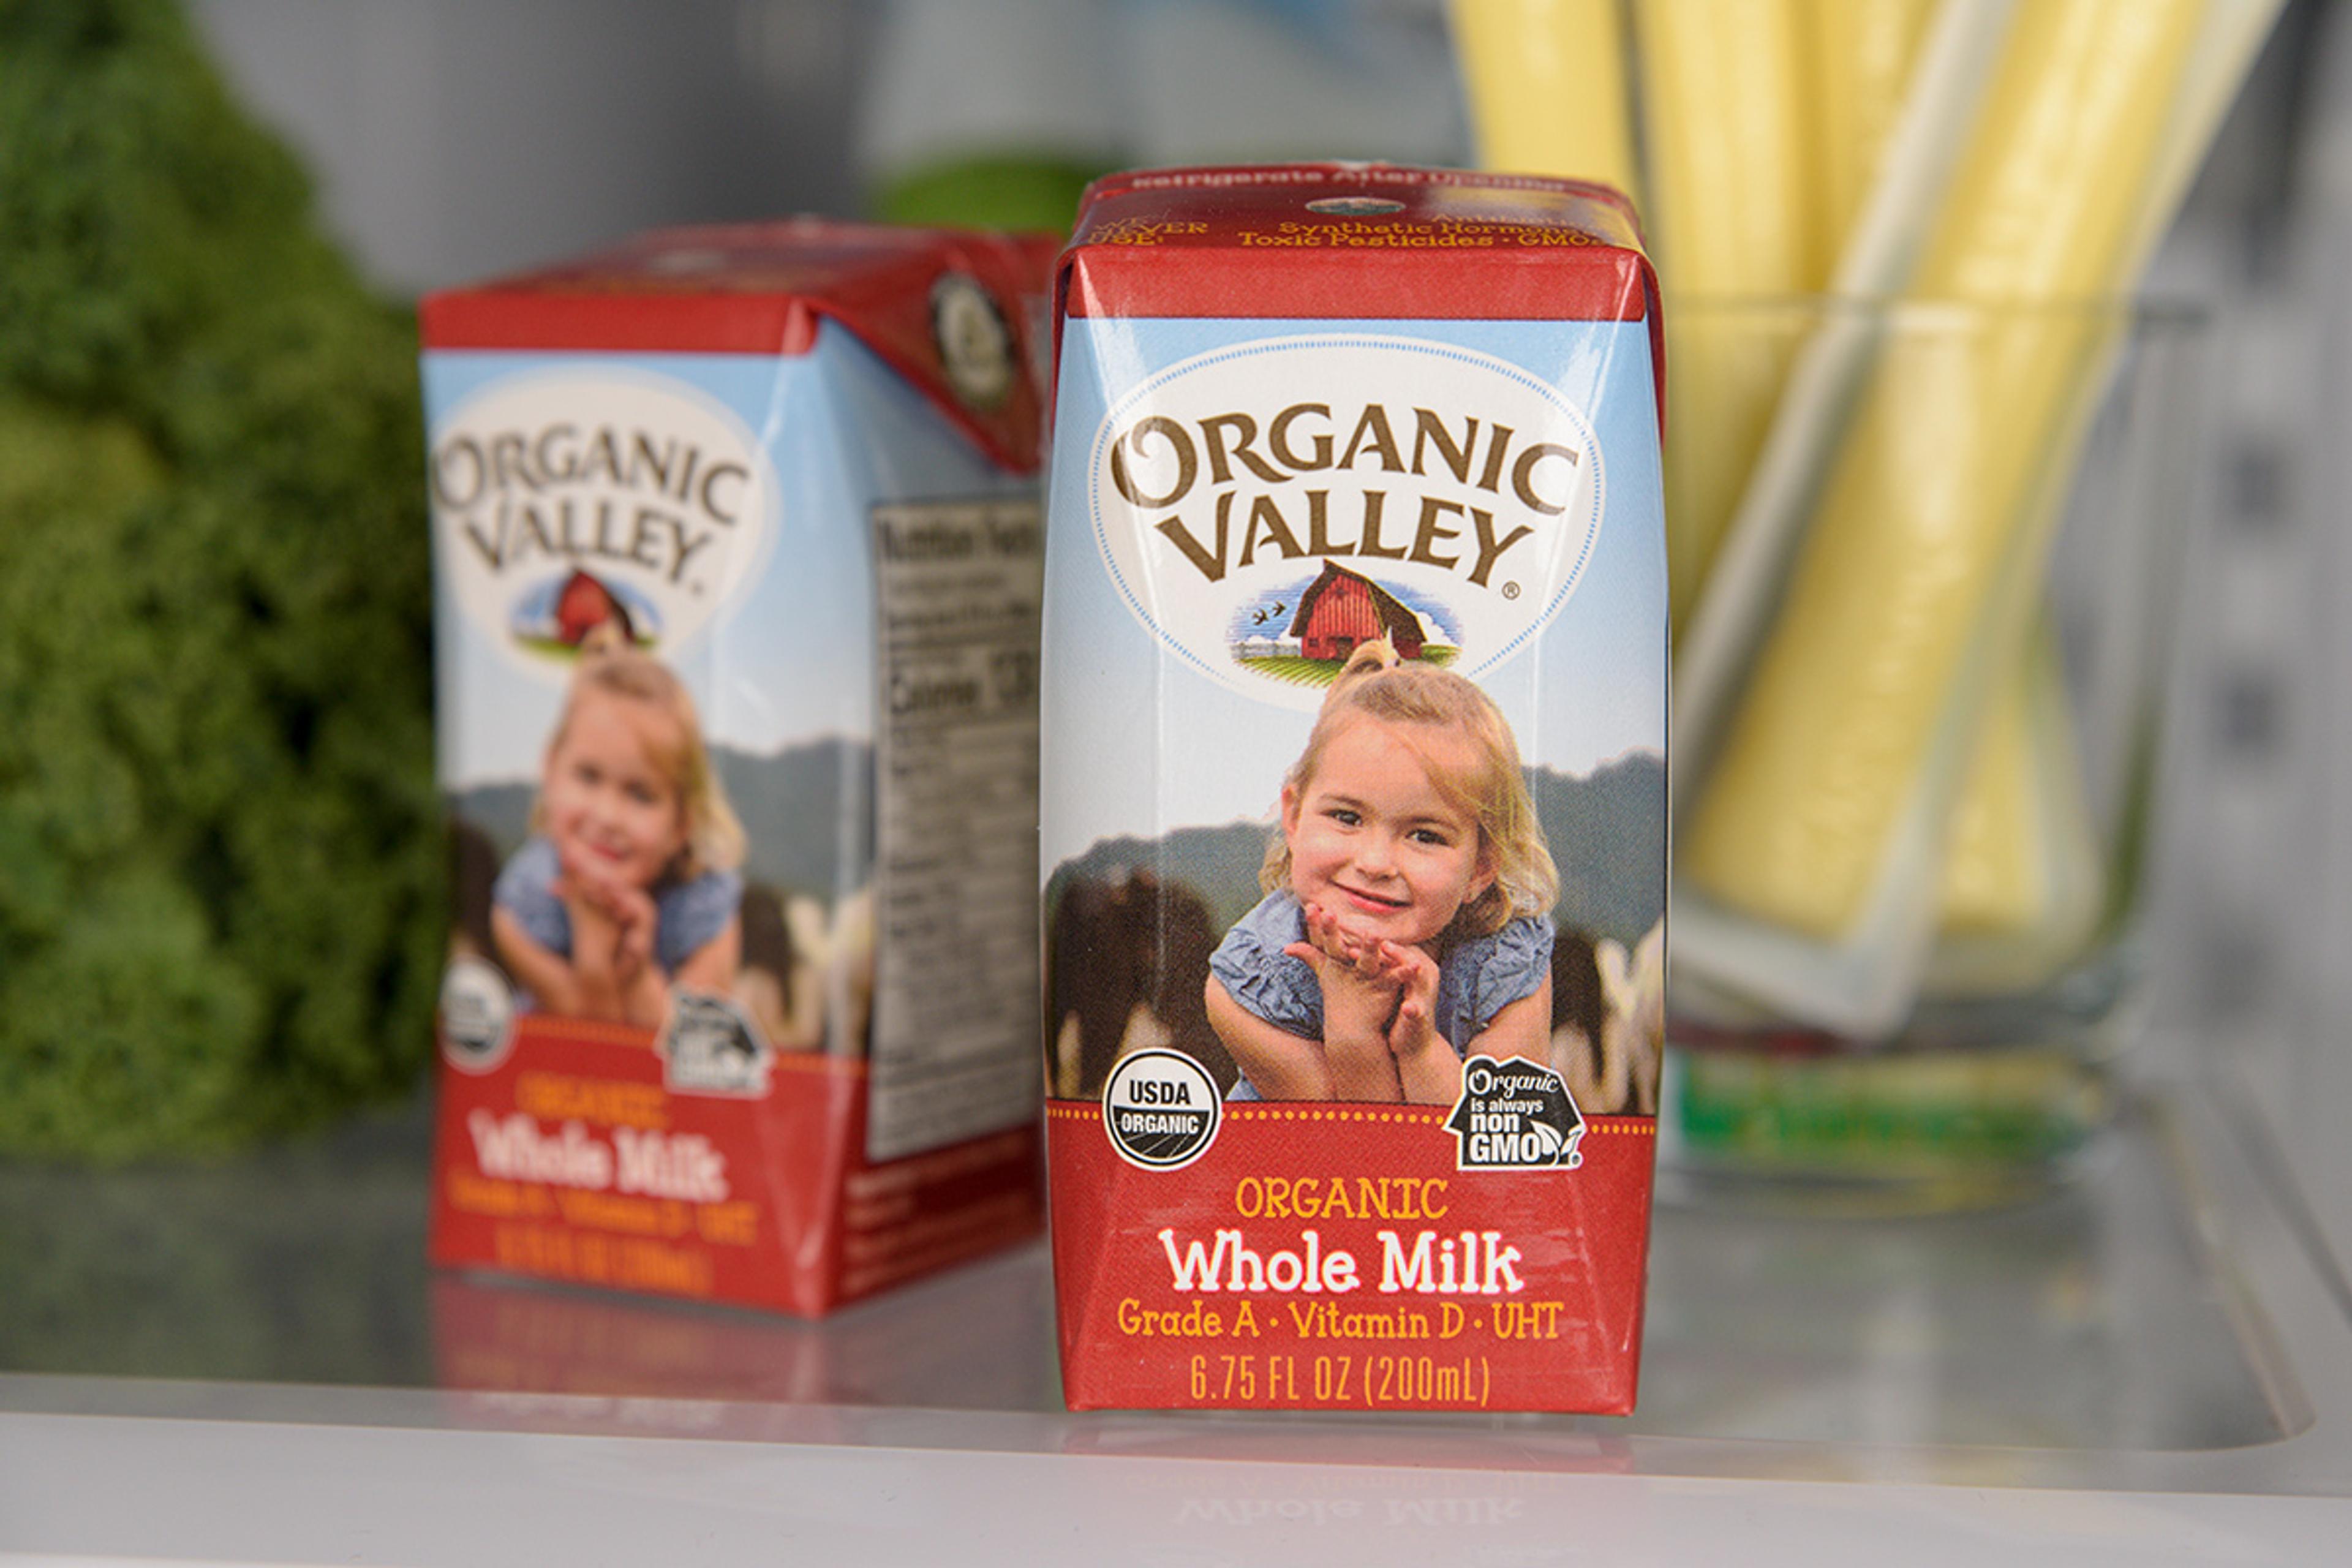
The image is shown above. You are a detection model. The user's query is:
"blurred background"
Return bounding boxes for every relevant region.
[183,0,2345,1051]
[175,0,2346,1167]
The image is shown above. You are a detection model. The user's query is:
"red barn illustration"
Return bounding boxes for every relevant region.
[552,569,636,647]
[1287,562,1427,660]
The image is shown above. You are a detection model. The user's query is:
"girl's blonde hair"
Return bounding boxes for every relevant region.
[537,625,747,879]
[1262,639,1558,941]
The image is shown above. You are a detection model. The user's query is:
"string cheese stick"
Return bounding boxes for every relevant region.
[1681,0,2205,938]
[1635,0,1821,295]
[1670,0,2013,774]
[1634,0,1819,622]
[1933,0,2275,947]
[1449,0,1640,202]
[1802,0,2062,941]
[1660,303,1807,631]
[1938,641,2050,935]
[1928,0,2277,944]
[1932,621,2106,990]
[1804,0,1939,273]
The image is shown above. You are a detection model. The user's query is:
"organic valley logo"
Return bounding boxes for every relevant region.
[430,369,778,677]
[1088,336,1604,707]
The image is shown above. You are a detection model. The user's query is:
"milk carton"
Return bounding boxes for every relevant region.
[1041,166,1668,1411]
[421,222,1052,1315]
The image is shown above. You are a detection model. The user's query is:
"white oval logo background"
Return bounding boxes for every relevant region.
[431,368,780,684]
[1088,336,1605,710]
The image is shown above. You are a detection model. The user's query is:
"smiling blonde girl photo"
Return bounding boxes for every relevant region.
[491,628,746,1030]
[1205,639,1559,1105]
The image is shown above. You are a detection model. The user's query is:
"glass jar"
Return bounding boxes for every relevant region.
[1659,296,2207,1212]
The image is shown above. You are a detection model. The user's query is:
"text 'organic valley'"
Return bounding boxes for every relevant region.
[1106,401,1580,589]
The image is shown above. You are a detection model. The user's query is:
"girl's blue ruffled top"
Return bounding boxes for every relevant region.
[1210,890,1552,1099]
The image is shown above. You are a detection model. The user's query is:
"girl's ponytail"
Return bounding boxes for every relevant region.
[1322,637,1402,706]
[575,621,630,661]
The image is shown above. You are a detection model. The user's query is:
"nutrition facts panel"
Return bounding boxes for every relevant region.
[865,497,1045,1163]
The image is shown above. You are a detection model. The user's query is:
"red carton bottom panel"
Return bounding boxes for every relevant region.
[1046,1102,1656,1413]
[430,1016,1042,1317]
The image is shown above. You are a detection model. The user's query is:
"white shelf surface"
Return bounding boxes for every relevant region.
[3,1034,2348,1566]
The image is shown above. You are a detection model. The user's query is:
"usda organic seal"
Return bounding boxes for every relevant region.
[1102,1050,1221,1169]
[438,956,516,1075]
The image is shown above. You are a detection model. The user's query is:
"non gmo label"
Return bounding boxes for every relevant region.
[1103,1050,1223,1168]
[658,993,773,1098]
[1445,1056,1585,1170]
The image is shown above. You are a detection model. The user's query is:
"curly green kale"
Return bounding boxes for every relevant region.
[0,0,443,1159]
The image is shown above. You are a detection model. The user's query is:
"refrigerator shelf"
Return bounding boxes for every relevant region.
[3,1033,2348,1564]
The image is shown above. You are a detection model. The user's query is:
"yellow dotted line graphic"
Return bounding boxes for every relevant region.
[1217,1107,1443,1125]
[1044,1103,1656,1134]
[519,1019,656,1050]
